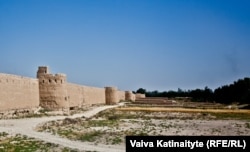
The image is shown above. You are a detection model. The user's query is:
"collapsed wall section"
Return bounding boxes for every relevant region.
[0,73,39,111]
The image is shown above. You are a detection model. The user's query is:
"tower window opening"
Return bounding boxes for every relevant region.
[55,79,57,83]
[49,79,51,83]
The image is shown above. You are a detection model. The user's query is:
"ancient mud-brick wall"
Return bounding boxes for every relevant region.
[0,73,39,111]
[0,66,136,112]
[117,90,125,101]
[67,83,84,108]
[82,86,105,105]
[37,67,68,110]
[67,84,106,107]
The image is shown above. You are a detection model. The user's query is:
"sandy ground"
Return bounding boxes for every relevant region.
[0,103,125,152]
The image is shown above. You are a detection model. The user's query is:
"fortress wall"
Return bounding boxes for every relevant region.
[38,74,68,110]
[67,83,84,108]
[0,73,39,111]
[83,86,105,105]
[0,66,135,112]
[117,90,125,101]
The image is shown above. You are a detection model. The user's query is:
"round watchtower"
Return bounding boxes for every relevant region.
[37,66,69,110]
[125,91,135,101]
[105,87,118,105]
[37,66,49,78]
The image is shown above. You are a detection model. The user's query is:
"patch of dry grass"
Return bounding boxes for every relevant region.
[38,107,250,146]
[0,132,77,152]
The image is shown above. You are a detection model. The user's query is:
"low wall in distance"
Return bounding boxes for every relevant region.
[135,93,146,99]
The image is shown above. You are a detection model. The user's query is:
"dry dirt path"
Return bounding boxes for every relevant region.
[0,103,125,152]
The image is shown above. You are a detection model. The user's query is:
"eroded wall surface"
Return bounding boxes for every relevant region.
[0,74,39,111]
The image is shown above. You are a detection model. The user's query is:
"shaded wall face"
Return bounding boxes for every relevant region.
[0,74,39,111]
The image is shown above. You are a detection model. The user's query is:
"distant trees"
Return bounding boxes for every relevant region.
[136,88,146,94]
[189,86,213,102]
[214,77,250,104]
[135,77,250,104]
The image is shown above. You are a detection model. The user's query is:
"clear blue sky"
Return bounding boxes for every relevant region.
[0,0,250,92]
